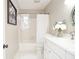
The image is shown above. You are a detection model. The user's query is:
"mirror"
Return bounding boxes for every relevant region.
[71,7,75,26]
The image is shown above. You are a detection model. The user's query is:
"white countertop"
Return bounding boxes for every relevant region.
[44,34,75,55]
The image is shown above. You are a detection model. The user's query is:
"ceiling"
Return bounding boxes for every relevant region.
[16,0,51,10]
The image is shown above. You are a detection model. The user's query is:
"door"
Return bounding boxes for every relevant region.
[36,14,49,45]
[3,0,8,59]
[3,42,8,59]
[37,14,49,59]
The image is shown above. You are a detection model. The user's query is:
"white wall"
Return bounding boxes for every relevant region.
[4,0,19,59]
[44,0,75,34]
[18,14,36,43]
[76,0,79,58]
[18,9,45,14]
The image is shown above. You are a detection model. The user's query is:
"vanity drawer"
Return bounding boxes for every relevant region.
[44,39,66,59]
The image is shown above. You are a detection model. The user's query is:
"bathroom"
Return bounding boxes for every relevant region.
[3,0,75,59]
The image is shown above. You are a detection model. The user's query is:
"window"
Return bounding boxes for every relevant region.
[20,14,29,30]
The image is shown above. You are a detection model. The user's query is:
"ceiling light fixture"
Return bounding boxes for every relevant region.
[34,0,40,3]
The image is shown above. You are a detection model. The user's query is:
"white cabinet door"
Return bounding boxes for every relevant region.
[44,47,61,59]
[48,51,61,59]
[66,52,75,59]
[45,39,65,59]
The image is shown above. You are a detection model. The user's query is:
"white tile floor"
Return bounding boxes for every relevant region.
[14,43,43,59]
[14,51,38,59]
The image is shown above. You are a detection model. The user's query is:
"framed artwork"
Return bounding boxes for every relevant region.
[7,0,17,25]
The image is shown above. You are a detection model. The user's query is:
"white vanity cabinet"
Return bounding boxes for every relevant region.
[44,37,75,59]
[66,52,75,59]
[44,39,65,59]
[44,47,61,59]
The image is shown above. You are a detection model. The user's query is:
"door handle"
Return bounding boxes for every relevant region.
[3,44,8,49]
